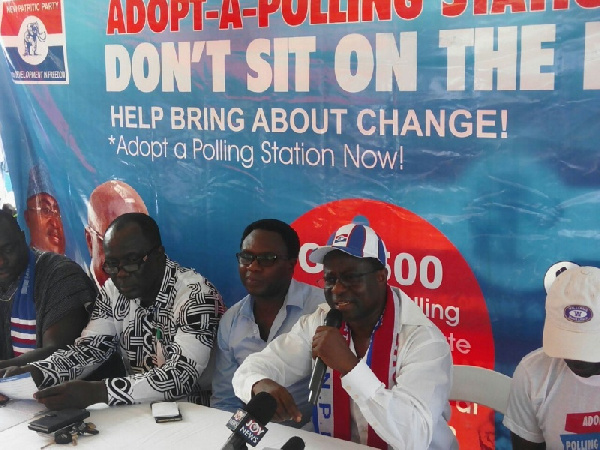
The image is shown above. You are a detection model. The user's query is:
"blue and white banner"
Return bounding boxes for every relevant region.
[1,0,599,446]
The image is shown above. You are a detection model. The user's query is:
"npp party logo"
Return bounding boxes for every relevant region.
[0,0,68,83]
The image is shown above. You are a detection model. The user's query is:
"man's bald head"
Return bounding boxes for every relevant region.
[85,180,148,286]
[88,180,148,235]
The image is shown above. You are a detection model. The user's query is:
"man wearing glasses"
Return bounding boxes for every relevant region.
[84,180,148,288]
[6,213,225,410]
[212,219,323,426]
[233,222,457,449]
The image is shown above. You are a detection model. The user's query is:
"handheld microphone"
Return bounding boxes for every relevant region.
[281,436,306,450]
[221,391,277,450]
[308,308,343,405]
[262,436,306,450]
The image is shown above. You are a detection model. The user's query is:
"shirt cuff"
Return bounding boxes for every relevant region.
[105,378,134,406]
[341,359,384,402]
[28,361,56,389]
[235,374,269,404]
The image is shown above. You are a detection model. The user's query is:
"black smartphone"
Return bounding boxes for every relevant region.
[28,409,90,434]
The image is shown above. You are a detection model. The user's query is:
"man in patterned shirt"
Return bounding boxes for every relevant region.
[9,213,225,409]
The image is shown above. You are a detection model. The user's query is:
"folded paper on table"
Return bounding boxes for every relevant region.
[0,373,38,400]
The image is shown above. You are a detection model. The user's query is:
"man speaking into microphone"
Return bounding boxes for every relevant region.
[233,223,458,449]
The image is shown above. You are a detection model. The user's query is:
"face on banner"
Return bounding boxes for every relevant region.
[24,192,65,255]
[291,198,495,445]
[1,1,599,448]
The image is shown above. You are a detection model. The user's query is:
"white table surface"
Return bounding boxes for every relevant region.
[0,401,375,449]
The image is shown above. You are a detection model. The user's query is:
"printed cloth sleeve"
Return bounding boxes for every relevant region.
[105,281,221,405]
[211,312,243,412]
[502,361,545,443]
[30,289,119,386]
[233,312,316,404]
[341,326,453,450]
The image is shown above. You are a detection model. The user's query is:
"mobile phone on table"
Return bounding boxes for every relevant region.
[151,401,182,423]
[28,409,90,433]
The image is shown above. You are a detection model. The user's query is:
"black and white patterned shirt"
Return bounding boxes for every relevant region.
[31,256,225,406]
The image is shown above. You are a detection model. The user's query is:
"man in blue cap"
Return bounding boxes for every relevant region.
[233,222,457,449]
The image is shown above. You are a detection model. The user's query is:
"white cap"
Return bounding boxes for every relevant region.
[543,265,600,363]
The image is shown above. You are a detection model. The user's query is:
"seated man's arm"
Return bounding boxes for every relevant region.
[341,325,453,450]
[232,311,317,422]
[0,308,88,370]
[104,280,224,405]
[503,354,547,449]
[0,256,95,371]
[211,312,244,412]
[511,433,546,450]
[29,288,120,387]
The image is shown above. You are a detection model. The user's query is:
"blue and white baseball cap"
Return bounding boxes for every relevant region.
[309,223,387,266]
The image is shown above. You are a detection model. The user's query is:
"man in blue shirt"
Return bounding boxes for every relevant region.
[211,219,323,426]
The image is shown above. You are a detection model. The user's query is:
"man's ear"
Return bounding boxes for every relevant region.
[24,209,31,227]
[84,227,93,255]
[377,267,388,283]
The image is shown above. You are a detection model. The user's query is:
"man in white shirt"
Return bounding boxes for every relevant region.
[504,262,600,449]
[211,219,323,426]
[233,222,457,450]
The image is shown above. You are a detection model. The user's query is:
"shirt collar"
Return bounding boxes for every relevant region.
[242,278,303,318]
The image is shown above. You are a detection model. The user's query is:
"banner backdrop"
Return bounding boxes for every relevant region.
[1,0,599,447]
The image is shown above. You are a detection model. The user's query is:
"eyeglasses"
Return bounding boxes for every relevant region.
[87,227,104,242]
[102,246,159,275]
[236,252,288,268]
[27,206,60,218]
[318,269,381,289]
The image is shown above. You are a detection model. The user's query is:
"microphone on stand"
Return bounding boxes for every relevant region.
[308,308,343,405]
[221,391,277,450]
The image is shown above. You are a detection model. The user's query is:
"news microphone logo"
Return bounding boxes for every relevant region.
[226,411,268,446]
[222,392,277,449]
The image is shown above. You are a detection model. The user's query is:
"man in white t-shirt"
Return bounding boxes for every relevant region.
[504,262,600,449]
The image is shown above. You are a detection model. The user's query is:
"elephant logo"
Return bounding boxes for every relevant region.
[23,21,46,57]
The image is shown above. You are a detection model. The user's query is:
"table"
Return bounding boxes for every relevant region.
[0,401,375,449]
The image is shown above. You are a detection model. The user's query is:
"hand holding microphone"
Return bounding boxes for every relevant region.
[251,378,302,423]
[308,308,343,405]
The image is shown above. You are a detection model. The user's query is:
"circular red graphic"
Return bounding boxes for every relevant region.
[292,198,496,447]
